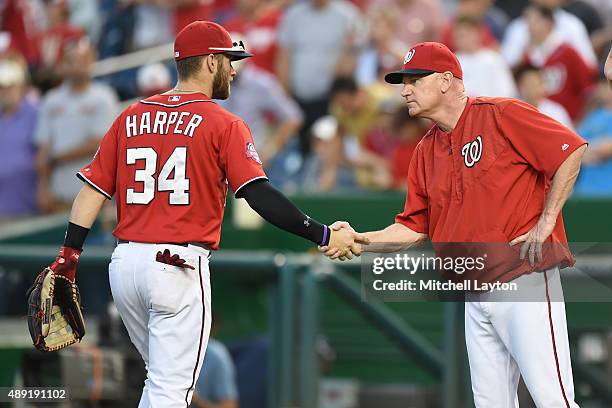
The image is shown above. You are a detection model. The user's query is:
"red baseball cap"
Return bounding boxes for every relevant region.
[174,21,252,61]
[385,42,463,84]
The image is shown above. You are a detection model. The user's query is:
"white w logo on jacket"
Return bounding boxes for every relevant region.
[461,135,483,168]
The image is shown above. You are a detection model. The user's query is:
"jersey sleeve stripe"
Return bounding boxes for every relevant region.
[234,176,269,197]
[77,172,113,200]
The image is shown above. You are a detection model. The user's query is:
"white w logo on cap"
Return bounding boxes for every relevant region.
[404,49,415,64]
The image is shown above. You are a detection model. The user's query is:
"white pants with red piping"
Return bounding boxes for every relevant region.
[108,242,212,408]
[465,267,579,408]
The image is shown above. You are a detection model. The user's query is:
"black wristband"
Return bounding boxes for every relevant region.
[63,222,90,250]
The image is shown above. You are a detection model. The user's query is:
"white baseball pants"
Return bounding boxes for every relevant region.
[465,267,579,408]
[108,242,212,408]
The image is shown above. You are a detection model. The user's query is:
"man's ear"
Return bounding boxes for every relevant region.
[205,54,216,74]
[440,71,453,93]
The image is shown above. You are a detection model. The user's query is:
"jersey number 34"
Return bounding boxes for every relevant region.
[126,147,190,205]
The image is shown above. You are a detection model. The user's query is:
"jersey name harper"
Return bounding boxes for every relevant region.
[125,111,203,138]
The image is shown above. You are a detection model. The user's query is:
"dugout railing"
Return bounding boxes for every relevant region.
[285,258,612,408]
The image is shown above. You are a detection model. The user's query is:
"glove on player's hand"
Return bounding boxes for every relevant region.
[156,249,195,269]
[26,246,86,352]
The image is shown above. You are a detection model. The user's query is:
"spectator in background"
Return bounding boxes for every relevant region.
[515,63,573,129]
[441,0,507,50]
[136,62,172,97]
[191,315,238,408]
[224,0,283,75]
[306,77,390,192]
[35,39,118,213]
[32,0,85,94]
[501,0,597,70]
[362,99,402,160]
[302,115,355,192]
[97,0,135,59]
[173,0,214,34]
[389,109,427,190]
[123,0,173,50]
[0,54,39,220]
[34,0,84,69]
[561,0,610,56]
[191,338,239,408]
[524,4,596,121]
[218,56,303,167]
[454,15,517,97]
[174,0,234,32]
[277,0,365,157]
[574,81,612,195]
[365,0,443,47]
[64,0,101,43]
[329,76,380,144]
[581,0,612,36]
[356,6,406,86]
[0,0,41,64]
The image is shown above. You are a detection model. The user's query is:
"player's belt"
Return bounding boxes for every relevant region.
[117,239,211,251]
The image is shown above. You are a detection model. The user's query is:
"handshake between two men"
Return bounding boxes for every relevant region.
[320,221,369,261]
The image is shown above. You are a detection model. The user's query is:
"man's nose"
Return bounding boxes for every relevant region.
[401,84,413,97]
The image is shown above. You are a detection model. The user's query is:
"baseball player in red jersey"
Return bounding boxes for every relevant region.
[33,21,367,407]
[322,42,587,407]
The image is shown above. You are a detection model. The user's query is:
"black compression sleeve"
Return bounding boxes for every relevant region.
[63,222,90,250]
[236,180,330,246]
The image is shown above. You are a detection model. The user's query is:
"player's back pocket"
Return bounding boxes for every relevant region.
[147,263,195,315]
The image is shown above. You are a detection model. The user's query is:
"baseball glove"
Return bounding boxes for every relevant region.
[26,247,86,352]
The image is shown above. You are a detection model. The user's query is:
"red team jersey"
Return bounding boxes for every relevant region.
[78,92,267,250]
[396,97,586,283]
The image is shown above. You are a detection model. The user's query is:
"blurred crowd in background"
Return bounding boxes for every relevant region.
[1,0,612,223]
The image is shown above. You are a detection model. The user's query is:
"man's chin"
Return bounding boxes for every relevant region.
[407,106,420,117]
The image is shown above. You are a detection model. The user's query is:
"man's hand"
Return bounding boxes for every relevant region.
[320,221,370,261]
[49,246,82,282]
[509,217,556,266]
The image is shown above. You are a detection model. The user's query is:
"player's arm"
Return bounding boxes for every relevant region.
[69,184,108,231]
[321,222,428,259]
[500,100,587,264]
[540,145,587,225]
[510,145,587,264]
[31,184,106,292]
[236,179,369,258]
[362,223,428,252]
